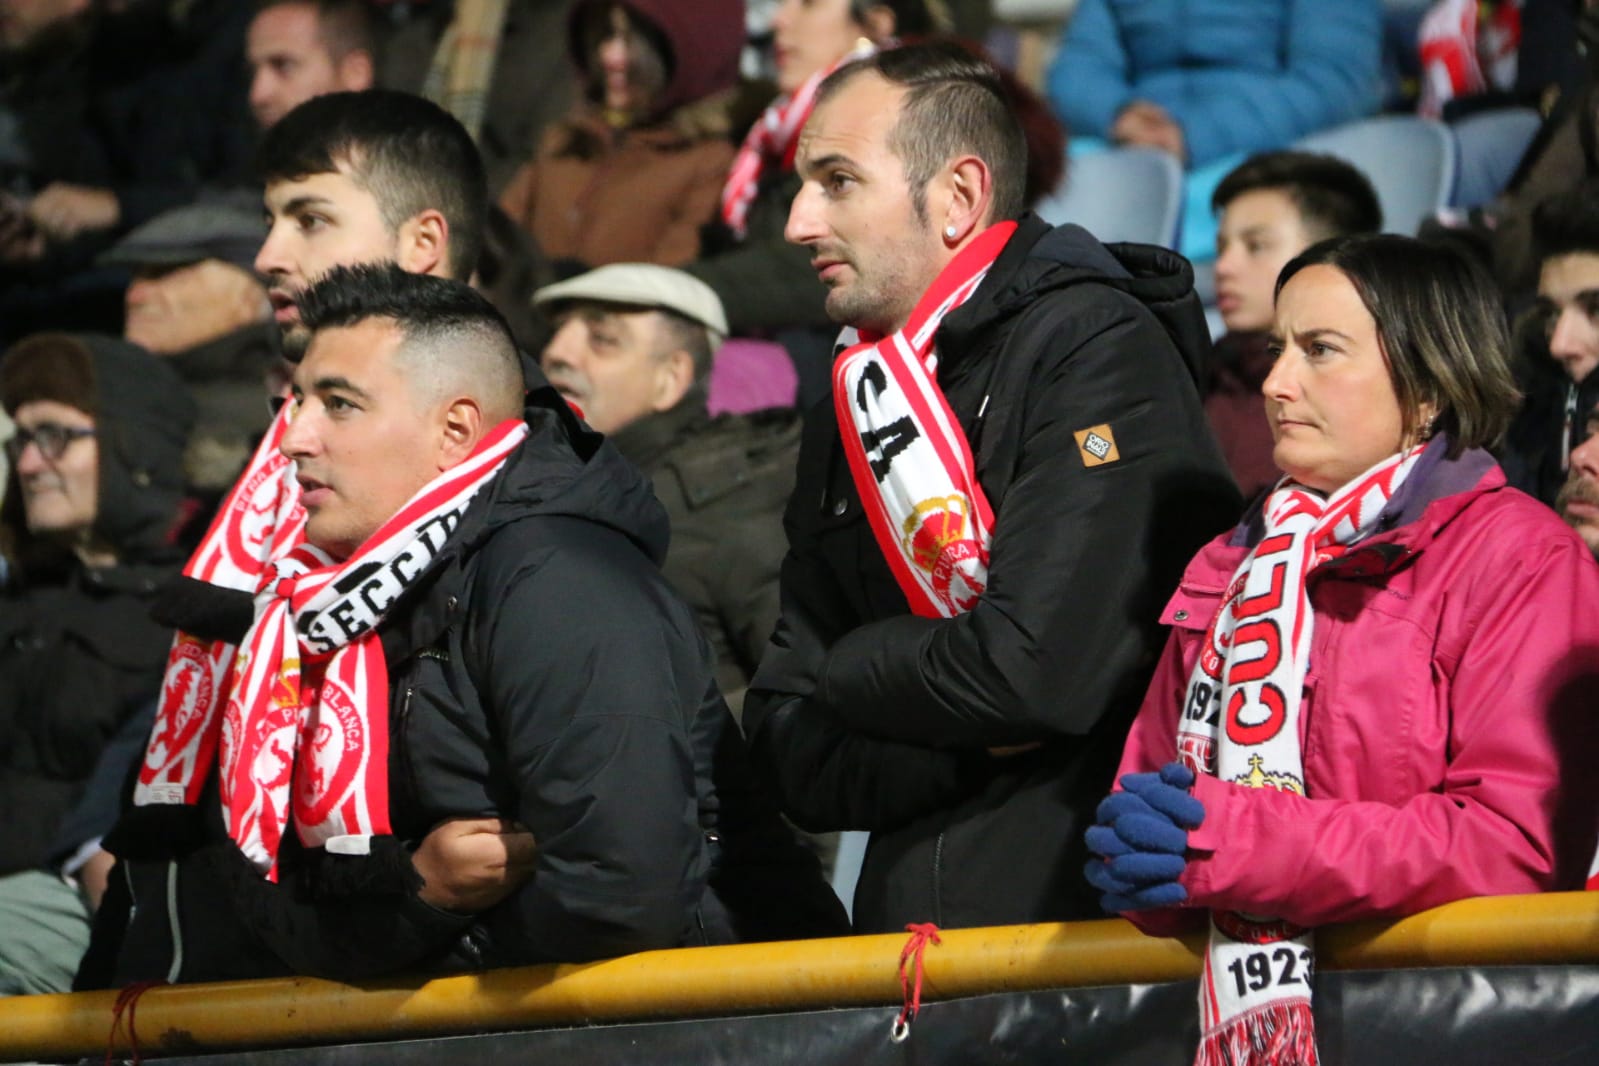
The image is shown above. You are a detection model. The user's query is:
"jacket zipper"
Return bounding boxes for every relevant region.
[165,860,183,983]
[931,831,945,927]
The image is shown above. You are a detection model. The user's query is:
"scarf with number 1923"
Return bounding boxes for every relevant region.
[1179,444,1423,1066]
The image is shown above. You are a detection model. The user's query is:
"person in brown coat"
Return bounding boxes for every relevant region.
[497,0,747,273]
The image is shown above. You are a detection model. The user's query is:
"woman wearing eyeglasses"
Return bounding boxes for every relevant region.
[0,332,194,995]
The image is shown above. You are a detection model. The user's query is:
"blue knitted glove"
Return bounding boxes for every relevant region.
[1084,762,1204,912]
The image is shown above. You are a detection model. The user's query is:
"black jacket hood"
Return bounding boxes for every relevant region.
[939,214,1213,389]
[458,381,671,567]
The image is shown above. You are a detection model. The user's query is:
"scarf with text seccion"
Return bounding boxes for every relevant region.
[135,407,528,879]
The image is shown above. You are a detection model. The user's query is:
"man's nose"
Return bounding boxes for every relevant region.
[1572,430,1599,478]
[254,224,287,279]
[249,68,273,111]
[1550,306,1589,361]
[540,320,585,371]
[1213,243,1241,281]
[277,404,315,459]
[785,183,824,246]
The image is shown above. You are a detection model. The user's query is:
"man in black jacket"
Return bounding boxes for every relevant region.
[744,42,1240,933]
[85,263,843,985]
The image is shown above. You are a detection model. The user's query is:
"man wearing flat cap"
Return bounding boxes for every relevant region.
[536,264,802,714]
[100,196,282,495]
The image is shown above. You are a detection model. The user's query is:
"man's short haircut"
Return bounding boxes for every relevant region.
[1212,151,1383,240]
[1276,234,1520,454]
[298,262,524,421]
[256,90,487,280]
[254,0,375,63]
[1532,178,1599,262]
[817,41,1028,225]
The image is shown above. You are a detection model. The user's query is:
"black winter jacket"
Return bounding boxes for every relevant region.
[85,385,844,988]
[743,216,1241,933]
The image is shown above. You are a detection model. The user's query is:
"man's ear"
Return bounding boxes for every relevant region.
[437,396,486,469]
[397,209,450,277]
[337,49,376,93]
[651,349,696,414]
[937,155,995,244]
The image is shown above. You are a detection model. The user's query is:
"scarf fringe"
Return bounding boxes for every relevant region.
[1196,1002,1319,1066]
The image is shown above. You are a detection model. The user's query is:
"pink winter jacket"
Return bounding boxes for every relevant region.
[1116,447,1599,936]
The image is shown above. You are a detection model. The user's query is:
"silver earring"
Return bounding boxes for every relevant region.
[945,225,957,239]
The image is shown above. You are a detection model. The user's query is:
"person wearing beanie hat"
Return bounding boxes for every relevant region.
[0,331,195,995]
[497,0,750,273]
[536,264,800,716]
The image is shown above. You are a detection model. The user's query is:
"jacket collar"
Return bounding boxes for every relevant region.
[1212,438,1503,581]
[608,392,709,468]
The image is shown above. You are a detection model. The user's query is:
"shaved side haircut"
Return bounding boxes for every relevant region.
[298,262,524,422]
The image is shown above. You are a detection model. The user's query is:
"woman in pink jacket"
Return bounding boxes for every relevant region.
[1087,234,1599,1064]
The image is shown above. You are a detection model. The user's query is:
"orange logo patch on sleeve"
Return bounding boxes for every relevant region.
[1074,424,1120,467]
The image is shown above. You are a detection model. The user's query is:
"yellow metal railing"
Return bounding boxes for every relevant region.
[3,891,1598,1061]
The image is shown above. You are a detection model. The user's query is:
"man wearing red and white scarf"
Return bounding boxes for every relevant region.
[742,42,1240,933]
[86,263,845,987]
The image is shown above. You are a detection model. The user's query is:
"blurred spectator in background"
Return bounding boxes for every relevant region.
[248,0,376,131]
[1046,0,1383,262]
[688,0,947,347]
[497,0,747,275]
[1206,151,1383,498]
[1557,396,1599,557]
[1425,1,1599,294]
[535,264,799,715]
[0,331,193,995]
[0,0,253,344]
[690,2,1074,411]
[1417,0,1586,120]
[1501,178,1599,504]
[377,0,578,200]
[99,195,282,499]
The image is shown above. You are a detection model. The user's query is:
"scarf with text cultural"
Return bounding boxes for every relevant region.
[719,39,877,239]
[134,409,528,879]
[1179,445,1422,1066]
[831,220,1015,618]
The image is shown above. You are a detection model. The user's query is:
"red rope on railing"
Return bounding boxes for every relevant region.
[891,923,942,1042]
[106,980,166,1065]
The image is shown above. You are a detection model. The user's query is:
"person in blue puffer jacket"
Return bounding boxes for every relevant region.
[1045,0,1384,260]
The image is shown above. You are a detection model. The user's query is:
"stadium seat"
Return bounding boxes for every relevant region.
[1033,145,1185,247]
[1294,115,1457,236]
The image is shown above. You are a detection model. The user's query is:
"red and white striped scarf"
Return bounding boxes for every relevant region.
[135,408,528,879]
[1179,446,1422,1066]
[831,220,1015,618]
[719,40,877,239]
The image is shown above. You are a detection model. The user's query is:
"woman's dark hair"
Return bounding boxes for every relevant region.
[1275,234,1521,454]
